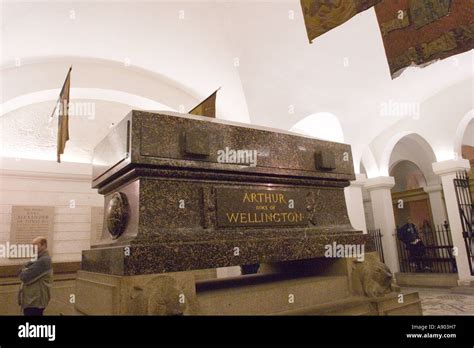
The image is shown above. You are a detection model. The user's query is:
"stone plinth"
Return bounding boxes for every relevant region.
[75,253,421,315]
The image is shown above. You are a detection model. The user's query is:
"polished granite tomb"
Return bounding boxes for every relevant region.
[81,110,375,276]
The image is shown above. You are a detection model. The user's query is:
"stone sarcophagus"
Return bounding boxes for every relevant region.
[82,110,374,276]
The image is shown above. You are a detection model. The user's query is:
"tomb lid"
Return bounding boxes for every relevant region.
[92,110,355,188]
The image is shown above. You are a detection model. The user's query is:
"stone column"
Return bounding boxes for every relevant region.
[363,196,375,230]
[423,184,447,227]
[365,176,399,273]
[432,159,474,285]
[344,174,368,234]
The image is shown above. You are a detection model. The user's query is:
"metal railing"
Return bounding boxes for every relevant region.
[395,222,457,273]
[368,228,384,263]
[453,170,474,275]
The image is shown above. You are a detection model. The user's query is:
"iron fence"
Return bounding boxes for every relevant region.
[368,228,384,263]
[395,222,457,273]
[453,170,474,275]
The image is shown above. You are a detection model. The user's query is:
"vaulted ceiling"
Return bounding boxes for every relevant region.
[1,0,473,167]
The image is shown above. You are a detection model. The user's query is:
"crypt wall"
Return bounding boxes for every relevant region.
[0,158,102,266]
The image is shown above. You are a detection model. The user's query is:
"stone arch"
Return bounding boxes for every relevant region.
[380,133,437,179]
[1,88,175,116]
[0,56,197,115]
[389,160,427,192]
[360,147,380,178]
[454,109,474,159]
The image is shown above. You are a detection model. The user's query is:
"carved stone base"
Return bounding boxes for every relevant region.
[75,269,214,315]
[75,253,422,316]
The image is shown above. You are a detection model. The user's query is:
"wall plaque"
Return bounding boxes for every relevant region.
[215,188,308,227]
[10,206,54,257]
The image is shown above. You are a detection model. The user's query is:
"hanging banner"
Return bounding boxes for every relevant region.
[375,0,474,78]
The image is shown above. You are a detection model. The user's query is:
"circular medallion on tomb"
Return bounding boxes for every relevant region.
[106,192,129,239]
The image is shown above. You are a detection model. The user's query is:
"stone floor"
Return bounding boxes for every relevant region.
[402,287,474,315]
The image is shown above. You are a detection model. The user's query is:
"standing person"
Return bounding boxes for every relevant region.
[397,218,426,272]
[18,236,53,316]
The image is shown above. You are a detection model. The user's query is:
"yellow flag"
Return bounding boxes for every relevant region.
[55,67,72,163]
[301,0,381,43]
[375,0,474,78]
[188,88,219,118]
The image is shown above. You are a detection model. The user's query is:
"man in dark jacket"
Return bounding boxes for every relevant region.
[18,236,53,316]
[397,218,426,272]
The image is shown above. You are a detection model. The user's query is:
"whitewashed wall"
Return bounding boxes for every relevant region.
[0,158,103,265]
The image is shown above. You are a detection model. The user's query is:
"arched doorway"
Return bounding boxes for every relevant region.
[388,134,456,274]
[390,160,432,229]
[387,133,442,229]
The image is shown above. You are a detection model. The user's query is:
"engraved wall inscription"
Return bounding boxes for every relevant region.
[10,206,54,257]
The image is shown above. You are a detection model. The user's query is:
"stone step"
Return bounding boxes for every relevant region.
[370,291,422,315]
[196,274,350,315]
[279,297,376,316]
[383,299,423,315]
[370,291,419,312]
[396,272,458,288]
[450,286,474,295]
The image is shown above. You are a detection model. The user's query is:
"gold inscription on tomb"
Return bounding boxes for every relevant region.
[215,188,308,227]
